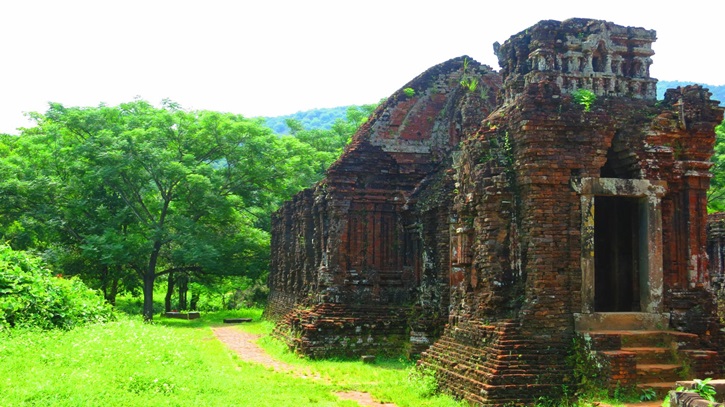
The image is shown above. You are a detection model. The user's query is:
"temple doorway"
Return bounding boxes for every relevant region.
[594,196,643,312]
[575,177,666,317]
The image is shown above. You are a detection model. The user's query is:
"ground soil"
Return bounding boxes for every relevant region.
[212,326,396,407]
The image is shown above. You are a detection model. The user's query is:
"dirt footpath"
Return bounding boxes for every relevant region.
[211,326,395,407]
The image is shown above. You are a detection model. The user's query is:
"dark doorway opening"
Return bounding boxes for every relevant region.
[594,196,642,312]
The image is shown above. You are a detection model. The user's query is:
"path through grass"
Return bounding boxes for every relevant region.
[0,309,463,407]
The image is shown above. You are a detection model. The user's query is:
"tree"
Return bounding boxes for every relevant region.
[1,99,378,320]
[2,100,300,321]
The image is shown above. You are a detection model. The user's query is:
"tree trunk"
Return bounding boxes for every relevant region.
[143,241,163,322]
[101,265,109,301]
[164,272,175,313]
[107,275,119,306]
[101,266,119,306]
[142,272,156,322]
[190,290,200,311]
[178,274,189,310]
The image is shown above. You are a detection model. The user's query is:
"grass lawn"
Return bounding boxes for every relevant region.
[0,309,463,407]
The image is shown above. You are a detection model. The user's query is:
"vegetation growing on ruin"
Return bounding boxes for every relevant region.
[572,89,597,112]
[459,57,479,92]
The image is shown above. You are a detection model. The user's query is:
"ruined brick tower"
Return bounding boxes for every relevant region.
[267,18,723,405]
[266,56,502,356]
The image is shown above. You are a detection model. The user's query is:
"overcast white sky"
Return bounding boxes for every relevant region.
[1,0,722,134]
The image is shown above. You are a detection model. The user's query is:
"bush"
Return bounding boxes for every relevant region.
[0,244,115,331]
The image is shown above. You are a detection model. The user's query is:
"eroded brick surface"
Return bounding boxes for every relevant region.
[265,56,501,358]
[267,18,724,405]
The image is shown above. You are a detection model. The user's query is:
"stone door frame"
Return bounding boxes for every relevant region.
[574,177,667,314]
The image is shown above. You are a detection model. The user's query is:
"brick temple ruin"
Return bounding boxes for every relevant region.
[265,18,724,405]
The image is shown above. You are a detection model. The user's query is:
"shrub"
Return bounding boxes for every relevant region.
[0,244,115,331]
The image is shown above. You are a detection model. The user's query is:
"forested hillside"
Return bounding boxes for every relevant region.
[264,106,358,134]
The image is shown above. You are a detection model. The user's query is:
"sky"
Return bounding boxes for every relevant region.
[0,0,722,135]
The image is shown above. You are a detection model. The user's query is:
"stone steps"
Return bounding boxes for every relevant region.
[581,321,701,398]
[621,347,673,364]
[587,329,698,348]
[637,364,682,383]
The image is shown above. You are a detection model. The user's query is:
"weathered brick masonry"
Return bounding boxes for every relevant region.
[266,56,501,356]
[267,18,723,405]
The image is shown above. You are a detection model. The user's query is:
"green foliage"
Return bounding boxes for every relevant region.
[403,87,416,97]
[0,98,378,322]
[708,120,725,211]
[664,378,718,406]
[572,89,596,112]
[185,276,269,311]
[408,367,439,398]
[264,104,377,135]
[459,57,478,92]
[0,99,322,321]
[690,378,717,402]
[0,244,115,331]
[566,335,607,398]
[639,387,656,402]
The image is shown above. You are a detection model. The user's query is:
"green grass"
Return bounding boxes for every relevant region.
[0,308,463,407]
[256,335,460,407]
[0,301,643,407]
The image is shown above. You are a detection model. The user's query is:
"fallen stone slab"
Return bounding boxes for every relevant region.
[676,379,725,399]
[668,390,725,406]
[223,318,253,323]
[164,311,200,320]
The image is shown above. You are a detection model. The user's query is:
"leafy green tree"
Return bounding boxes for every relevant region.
[1,100,310,321]
[0,99,378,320]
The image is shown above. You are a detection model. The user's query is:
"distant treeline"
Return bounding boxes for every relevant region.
[264,106,354,134]
[263,81,724,134]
